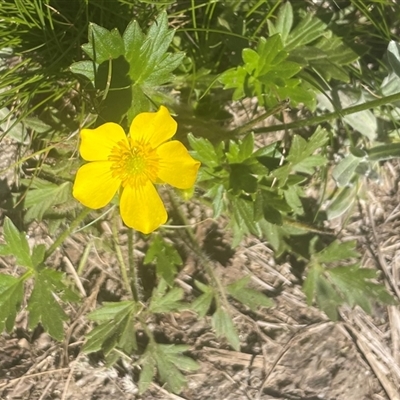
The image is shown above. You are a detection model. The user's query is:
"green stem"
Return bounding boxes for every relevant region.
[111,216,131,294]
[167,191,228,310]
[232,100,290,136]
[245,92,400,134]
[128,228,141,302]
[45,207,92,258]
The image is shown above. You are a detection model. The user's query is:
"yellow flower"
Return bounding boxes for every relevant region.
[73,106,200,234]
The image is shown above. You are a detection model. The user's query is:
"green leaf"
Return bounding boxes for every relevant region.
[127,12,184,86]
[231,195,261,237]
[319,89,377,140]
[24,180,72,222]
[285,14,327,51]
[221,32,307,107]
[84,301,137,355]
[328,265,396,314]
[191,280,214,318]
[259,220,286,255]
[257,35,285,74]
[149,280,184,313]
[0,274,24,333]
[315,275,342,320]
[260,190,291,225]
[293,155,326,174]
[283,185,304,215]
[287,127,328,164]
[314,35,359,68]
[238,133,254,161]
[277,84,316,109]
[275,1,293,44]
[212,307,240,350]
[31,244,46,268]
[123,19,145,66]
[205,184,225,218]
[326,184,358,220]
[387,41,400,78]
[0,217,33,269]
[303,263,341,320]
[144,236,182,286]
[28,269,72,341]
[305,262,396,320]
[315,240,359,264]
[82,24,124,64]
[219,66,247,100]
[116,312,137,355]
[303,236,394,320]
[138,354,156,394]
[69,60,96,84]
[367,143,400,161]
[88,300,134,322]
[303,263,320,305]
[229,164,258,194]
[242,48,259,74]
[332,154,363,187]
[227,277,273,311]
[0,107,29,144]
[260,60,302,81]
[160,344,199,372]
[150,343,199,394]
[188,134,221,168]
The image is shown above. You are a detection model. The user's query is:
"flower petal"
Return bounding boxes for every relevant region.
[80,123,128,161]
[73,162,120,209]
[129,106,177,148]
[156,141,201,189]
[120,181,167,234]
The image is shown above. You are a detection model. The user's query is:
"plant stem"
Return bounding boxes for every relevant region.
[232,100,290,136]
[243,92,400,134]
[128,228,141,302]
[167,191,228,310]
[111,215,131,294]
[45,207,92,258]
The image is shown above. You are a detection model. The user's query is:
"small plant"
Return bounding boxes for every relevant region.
[1,1,400,395]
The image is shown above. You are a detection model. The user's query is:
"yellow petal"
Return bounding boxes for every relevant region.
[120,181,167,234]
[73,162,120,209]
[129,106,177,148]
[80,123,128,161]
[156,141,201,189]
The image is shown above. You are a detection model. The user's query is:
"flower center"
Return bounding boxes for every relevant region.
[108,138,159,187]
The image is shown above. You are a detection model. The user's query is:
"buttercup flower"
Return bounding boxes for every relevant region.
[73,106,200,234]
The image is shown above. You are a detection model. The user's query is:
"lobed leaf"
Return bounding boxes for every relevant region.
[82,24,124,64]
[149,284,184,314]
[24,180,72,222]
[0,217,33,269]
[27,269,70,341]
[192,280,214,318]
[144,236,182,286]
[211,307,240,350]
[315,240,359,264]
[227,277,273,311]
[0,274,24,333]
[387,41,400,78]
[84,301,137,355]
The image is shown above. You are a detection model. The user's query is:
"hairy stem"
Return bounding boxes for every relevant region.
[128,228,141,302]
[241,92,400,134]
[111,215,131,295]
[167,191,229,310]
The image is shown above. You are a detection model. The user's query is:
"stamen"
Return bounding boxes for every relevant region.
[108,139,159,188]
